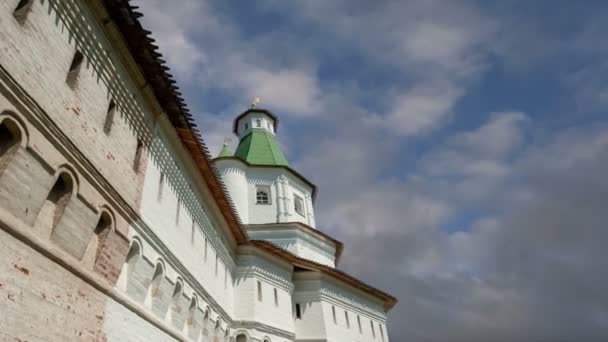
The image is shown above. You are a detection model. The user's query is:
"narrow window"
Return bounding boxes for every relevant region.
[332,306,337,324]
[256,189,269,204]
[257,280,263,301]
[45,172,74,234]
[190,219,195,244]
[244,123,249,130]
[224,265,228,289]
[379,324,385,341]
[267,122,271,130]
[357,315,362,334]
[345,311,350,329]
[273,288,278,307]
[204,237,208,261]
[175,199,181,226]
[295,303,302,319]
[371,320,376,338]
[256,119,261,128]
[294,195,304,216]
[133,139,143,172]
[157,172,164,201]
[103,100,116,134]
[0,119,22,176]
[214,253,218,276]
[13,0,34,25]
[66,51,84,88]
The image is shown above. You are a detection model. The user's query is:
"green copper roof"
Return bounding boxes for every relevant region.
[217,144,234,157]
[234,131,289,166]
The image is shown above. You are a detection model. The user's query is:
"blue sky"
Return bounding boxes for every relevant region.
[135,1,608,340]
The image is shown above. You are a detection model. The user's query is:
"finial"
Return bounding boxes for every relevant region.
[251,97,261,109]
[223,137,232,146]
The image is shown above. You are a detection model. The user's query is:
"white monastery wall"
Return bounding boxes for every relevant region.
[139,115,237,316]
[0,0,154,209]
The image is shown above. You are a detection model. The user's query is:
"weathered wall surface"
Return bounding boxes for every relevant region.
[0,225,176,342]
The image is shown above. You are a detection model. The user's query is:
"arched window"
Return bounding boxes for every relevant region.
[236,333,247,342]
[256,190,269,204]
[83,210,112,267]
[66,51,84,88]
[0,118,22,176]
[13,0,34,24]
[42,172,74,238]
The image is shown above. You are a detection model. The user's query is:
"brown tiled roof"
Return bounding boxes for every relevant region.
[101,0,247,243]
[251,240,397,311]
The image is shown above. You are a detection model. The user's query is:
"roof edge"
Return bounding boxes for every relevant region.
[251,240,397,311]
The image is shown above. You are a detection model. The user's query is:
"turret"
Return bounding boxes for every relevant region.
[215,105,342,267]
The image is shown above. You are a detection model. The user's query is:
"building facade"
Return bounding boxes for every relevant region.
[0,1,396,341]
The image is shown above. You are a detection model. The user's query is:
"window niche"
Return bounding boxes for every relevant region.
[294,195,305,216]
[119,239,142,292]
[40,172,74,239]
[145,261,165,308]
[83,210,113,268]
[0,118,23,176]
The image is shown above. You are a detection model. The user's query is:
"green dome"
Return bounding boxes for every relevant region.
[234,131,289,166]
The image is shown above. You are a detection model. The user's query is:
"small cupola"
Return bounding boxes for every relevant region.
[233,101,279,139]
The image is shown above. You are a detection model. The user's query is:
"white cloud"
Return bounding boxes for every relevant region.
[381,81,465,136]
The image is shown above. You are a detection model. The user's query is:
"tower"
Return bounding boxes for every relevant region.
[214,108,342,267]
